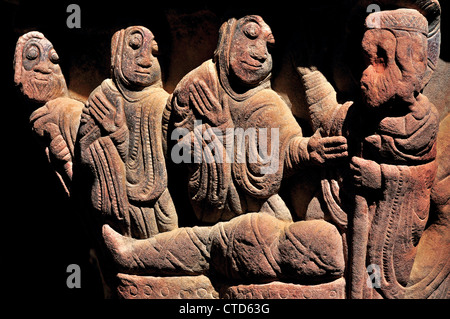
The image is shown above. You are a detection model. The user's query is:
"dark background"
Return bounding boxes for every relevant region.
[2,0,448,300]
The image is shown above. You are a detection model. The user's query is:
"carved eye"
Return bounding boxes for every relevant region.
[129,33,143,49]
[25,46,39,60]
[243,22,261,39]
[49,50,59,64]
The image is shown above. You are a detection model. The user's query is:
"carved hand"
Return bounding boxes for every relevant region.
[48,133,71,162]
[88,91,126,134]
[350,156,382,190]
[307,129,348,165]
[189,79,231,127]
[30,103,59,137]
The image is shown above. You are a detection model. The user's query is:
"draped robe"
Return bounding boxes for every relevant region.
[166,59,311,223]
[301,69,441,298]
[102,17,346,283]
[79,79,177,239]
[363,94,439,298]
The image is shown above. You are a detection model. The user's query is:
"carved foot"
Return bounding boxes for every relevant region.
[102,224,136,271]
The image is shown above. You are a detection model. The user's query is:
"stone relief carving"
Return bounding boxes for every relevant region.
[14,31,83,195]
[78,26,178,240]
[296,8,444,299]
[14,1,449,299]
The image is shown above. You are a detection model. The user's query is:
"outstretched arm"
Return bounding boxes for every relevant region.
[285,128,348,176]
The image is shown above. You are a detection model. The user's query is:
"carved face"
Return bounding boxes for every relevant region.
[15,35,67,103]
[120,27,160,88]
[229,16,274,86]
[360,29,427,108]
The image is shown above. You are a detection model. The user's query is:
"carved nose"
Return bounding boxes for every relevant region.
[250,45,268,62]
[137,54,153,68]
[33,62,52,74]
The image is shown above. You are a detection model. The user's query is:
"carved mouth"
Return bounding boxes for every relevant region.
[360,81,369,92]
[33,76,49,82]
[134,66,152,75]
[241,60,263,70]
[135,70,151,75]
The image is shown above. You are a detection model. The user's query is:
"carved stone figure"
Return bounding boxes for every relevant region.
[74,26,179,296]
[13,0,448,300]
[166,15,348,223]
[14,31,83,195]
[78,26,178,239]
[297,8,447,298]
[14,31,68,104]
[101,15,348,296]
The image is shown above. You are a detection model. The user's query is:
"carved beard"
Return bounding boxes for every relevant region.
[20,71,67,104]
[361,63,404,108]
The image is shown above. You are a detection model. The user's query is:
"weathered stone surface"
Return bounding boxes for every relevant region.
[77,25,178,240]
[12,0,449,299]
[220,278,345,299]
[116,274,218,299]
[13,31,83,195]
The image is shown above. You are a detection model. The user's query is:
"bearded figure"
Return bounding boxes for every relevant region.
[77,26,178,240]
[14,32,68,104]
[297,8,447,298]
[14,31,83,195]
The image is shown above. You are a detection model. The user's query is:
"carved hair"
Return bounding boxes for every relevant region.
[364,1,440,84]
[365,9,429,91]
